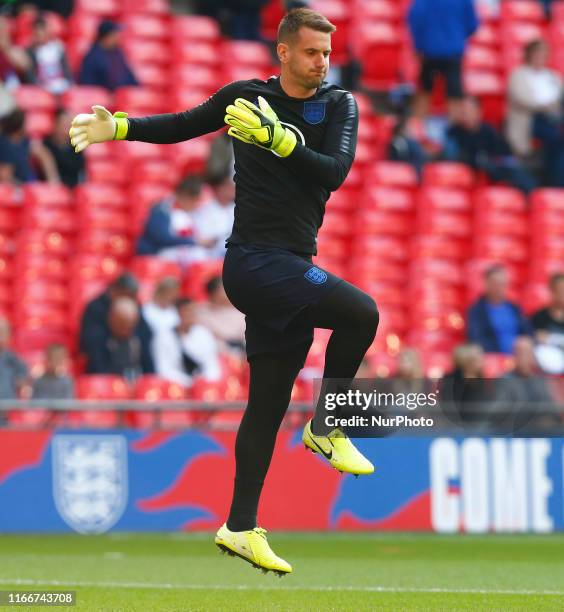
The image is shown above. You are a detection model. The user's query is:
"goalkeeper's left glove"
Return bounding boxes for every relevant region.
[224,96,297,158]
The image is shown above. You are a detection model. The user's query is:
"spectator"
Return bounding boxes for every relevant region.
[194,0,270,41]
[26,15,72,94]
[500,336,558,431]
[388,116,429,178]
[142,277,181,335]
[467,265,531,354]
[0,15,33,88]
[43,108,84,187]
[137,176,214,266]
[0,108,60,184]
[0,317,28,399]
[78,20,138,91]
[389,348,426,394]
[445,95,536,194]
[83,296,154,379]
[79,273,153,366]
[32,343,74,399]
[506,39,564,186]
[408,0,479,118]
[196,276,246,353]
[153,297,222,387]
[28,1,74,18]
[531,272,564,375]
[193,174,236,258]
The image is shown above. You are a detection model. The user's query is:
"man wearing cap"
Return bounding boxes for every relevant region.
[78,20,138,91]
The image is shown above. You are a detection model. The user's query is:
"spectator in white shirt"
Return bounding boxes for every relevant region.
[142,277,180,335]
[193,173,235,258]
[153,297,222,388]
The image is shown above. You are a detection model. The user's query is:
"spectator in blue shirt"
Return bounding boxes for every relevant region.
[408,0,479,118]
[137,176,215,266]
[467,265,531,354]
[0,108,60,184]
[78,20,138,91]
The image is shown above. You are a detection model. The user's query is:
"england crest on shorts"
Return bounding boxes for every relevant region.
[304,266,328,285]
[52,434,128,534]
[303,101,326,124]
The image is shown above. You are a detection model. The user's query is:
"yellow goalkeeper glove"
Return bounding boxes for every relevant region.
[69,105,129,153]
[224,96,297,158]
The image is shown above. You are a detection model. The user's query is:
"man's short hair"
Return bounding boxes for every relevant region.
[175,175,203,197]
[110,272,139,294]
[205,275,223,297]
[176,297,193,310]
[484,264,506,279]
[524,39,546,63]
[549,272,564,289]
[277,8,336,44]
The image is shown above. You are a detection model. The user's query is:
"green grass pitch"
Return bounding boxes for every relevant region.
[1,533,564,611]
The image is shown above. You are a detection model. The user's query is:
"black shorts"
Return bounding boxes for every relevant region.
[420,56,463,98]
[222,243,342,359]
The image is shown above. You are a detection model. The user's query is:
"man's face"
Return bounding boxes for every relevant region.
[530,44,549,69]
[176,193,200,211]
[551,279,564,308]
[279,27,331,89]
[46,347,66,373]
[33,24,49,45]
[0,319,10,350]
[485,270,508,302]
[460,98,481,129]
[109,309,138,339]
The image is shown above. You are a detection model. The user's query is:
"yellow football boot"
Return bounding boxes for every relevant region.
[215,524,292,576]
[302,419,375,476]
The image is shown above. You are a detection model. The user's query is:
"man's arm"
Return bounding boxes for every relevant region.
[126,81,245,144]
[283,91,358,192]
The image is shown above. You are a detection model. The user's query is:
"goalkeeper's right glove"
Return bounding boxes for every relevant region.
[69,105,129,153]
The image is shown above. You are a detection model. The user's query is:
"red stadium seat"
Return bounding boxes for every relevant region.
[417,187,472,213]
[23,208,76,233]
[121,37,170,65]
[475,210,528,236]
[473,235,529,263]
[78,230,133,259]
[483,354,515,378]
[0,210,20,232]
[182,259,224,300]
[500,1,545,23]
[79,207,130,234]
[0,233,13,254]
[172,15,221,42]
[170,88,212,113]
[423,352,453,378]
[86,159,128,186]
[471,22,498,46]
[310,0,350,63]
[70,255,122,283]
[133,63,170,90]
[76,375,131,399]
[16,254,67,281]
[260,0,284,40]
[531,188,564,213]
[351,236,410,262]
[412,235,469,260]
[6,409,53,428]
[122,0,169,15]
[222,41,272,67]
[474,186,527,213]
[365,161,418,189]
[130,256,182,281]
[24,111,54,139]
[357,22,402,89]
[74,0,120,16]
[14,85,56,112]
[167,139,212,175]
[0,256,13,280]
[354,0,402,22]
[410,258,465,286]
[422,163,475,189]
[114,87,168,115]
[417,210,472,238]
[17,230,71,257]
[521,282,551,314]
[171,42,219,67]
[122,14,169,40]
[464,45,502,72]
[134,376,186,401]
[61,86,112,116]
[129,183,171,234]
[24,183,73,208]
[130,160,181,189]
[189,377,229,402]
[464,71,506,126]
[16,281,68,304]
[75,184,127,210]
[366,186,415,213]
[355,210,413,236]
[0,183,20,206]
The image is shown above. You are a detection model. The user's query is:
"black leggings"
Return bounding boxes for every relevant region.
[226,280,379,531]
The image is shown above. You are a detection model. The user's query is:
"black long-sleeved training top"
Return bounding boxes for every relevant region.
[127,76,358,255]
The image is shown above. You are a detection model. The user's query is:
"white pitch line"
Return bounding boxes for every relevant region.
[0,578,562,597]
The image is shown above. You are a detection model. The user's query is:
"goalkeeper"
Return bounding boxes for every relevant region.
[70,8,379,576]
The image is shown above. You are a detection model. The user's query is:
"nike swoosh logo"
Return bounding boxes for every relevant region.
[307,431,332,460]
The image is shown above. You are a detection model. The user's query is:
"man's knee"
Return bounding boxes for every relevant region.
[358,294,380,333]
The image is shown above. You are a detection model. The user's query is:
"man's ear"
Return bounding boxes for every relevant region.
[277,41,290,64]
